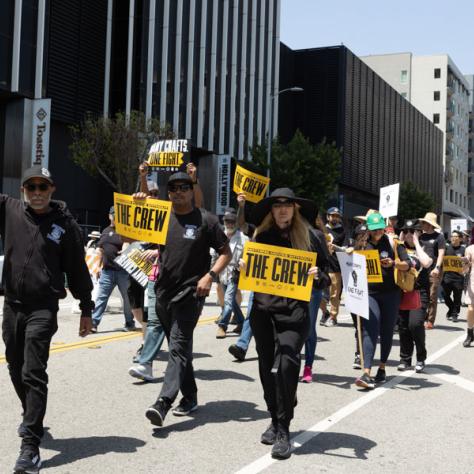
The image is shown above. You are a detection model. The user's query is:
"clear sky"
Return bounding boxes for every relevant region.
[281,0,473,74]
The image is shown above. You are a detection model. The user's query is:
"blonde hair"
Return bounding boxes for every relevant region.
[254,204,312,251]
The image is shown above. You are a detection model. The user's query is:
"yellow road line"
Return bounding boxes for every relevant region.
[0,316,218,363]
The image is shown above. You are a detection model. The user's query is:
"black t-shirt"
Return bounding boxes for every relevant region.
[326,223,347,272]
[365,234,409,294]
[98,226,124,271]
[443,244,465,284]
[419,232,445,269]
[405,245,430,290]
[155,208,228,300]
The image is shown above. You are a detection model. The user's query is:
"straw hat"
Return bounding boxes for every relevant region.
[353,209,378,223]
[418,212,441,231]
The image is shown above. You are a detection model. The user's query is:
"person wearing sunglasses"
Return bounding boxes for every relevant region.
[145,172,231,427]
[1,165,93,473]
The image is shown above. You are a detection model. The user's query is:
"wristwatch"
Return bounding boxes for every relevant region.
[435,265,441,270]
[209,270,218,279]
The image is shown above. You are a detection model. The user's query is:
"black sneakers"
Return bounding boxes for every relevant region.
[146,398,171,427]
[374,368,386,384]
[13,444,41,473]
[260,421,278,445]
[228,344,247,362]
[463,328,474,347]
[355,373,375,389]
[319,310,330,326]
[17,422,28,438]
[271,426,292,460]
[172,395,198,416]
[352,353,361,369]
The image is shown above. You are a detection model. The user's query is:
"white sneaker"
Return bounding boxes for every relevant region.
[415,361,425,373]
[128,363,154,382]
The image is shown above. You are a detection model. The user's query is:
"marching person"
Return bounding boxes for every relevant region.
[461,243,474,347]
[145,172,231,426]
[398,220,433,372]
[1,166,93,473]
[354,212,410,389]
[243,188,320,460]
[441,230,465,322]
[418,212,445,329]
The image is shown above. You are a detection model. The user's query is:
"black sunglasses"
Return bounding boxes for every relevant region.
[168,183,192,192]
[25,183,50,192]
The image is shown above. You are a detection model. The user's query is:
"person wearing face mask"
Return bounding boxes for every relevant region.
[241,188,320,460]
[1,166,93,473]
[354,212,410,389]
[215,208,249,338]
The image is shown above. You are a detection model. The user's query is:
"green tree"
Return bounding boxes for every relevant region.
[248,129,342,207]
[69,110,174,194]
[398,181,436,222]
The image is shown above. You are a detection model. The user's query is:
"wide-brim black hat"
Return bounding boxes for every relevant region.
[249,188,317,227]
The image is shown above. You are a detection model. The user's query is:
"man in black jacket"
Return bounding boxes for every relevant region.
[1,166,93,474]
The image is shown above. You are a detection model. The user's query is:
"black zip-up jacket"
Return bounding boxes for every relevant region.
[0,195,93,314]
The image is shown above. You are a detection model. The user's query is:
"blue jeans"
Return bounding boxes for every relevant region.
[218,281,245,329]
[304,287,323,368]
[138,281,166,364]
[92,268,134,327]
[235,291,254,351]
[361,290,402,370]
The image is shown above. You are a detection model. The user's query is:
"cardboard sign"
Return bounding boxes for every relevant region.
[451,219,467,234]
[233,164,270,203]
[85,248,101,276]
[238,242,317,302]
[355,249,383,283]
[115,242,154,287]
[443,256,464,274]
[379,183,400,218]
[147,139,190,171]
[114,193,172,245]
[337,252,369,319]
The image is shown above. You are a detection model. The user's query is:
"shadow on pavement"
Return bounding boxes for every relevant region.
[41,428,146,469]
[152,400,268,437]
[432,324,464,332]
[292,431,377,460]
[154,352,212,361]
[396,376,442,391]
[313,373,355,390]
[194,369,255,382]
[424,363,460,375]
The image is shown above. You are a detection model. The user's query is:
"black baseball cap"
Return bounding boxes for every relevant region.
[167,172,193,186]
[22,166,54,186]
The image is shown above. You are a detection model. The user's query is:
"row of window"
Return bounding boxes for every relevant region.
[447,188,467,208]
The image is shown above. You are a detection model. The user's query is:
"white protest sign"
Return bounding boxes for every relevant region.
[379,183,400,218]
[336,251,369,320]
[450,218,467,234]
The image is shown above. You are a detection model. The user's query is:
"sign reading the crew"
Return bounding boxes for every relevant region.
[147,139,190,171]
[238,242,317,301]
[233,164,270,203]
[114,193,171,244]
[355,249,383,283]
[443,256,464,274]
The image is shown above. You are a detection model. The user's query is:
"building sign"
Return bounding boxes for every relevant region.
[31,99,51,168]
[147,139,190,171]
[216,155,231,215]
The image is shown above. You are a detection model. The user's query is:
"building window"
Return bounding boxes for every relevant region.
[433,113,440,124]
[434,68,441,79]
[400,70,408,84]
[450,189,454,202]
[434,91,440,101]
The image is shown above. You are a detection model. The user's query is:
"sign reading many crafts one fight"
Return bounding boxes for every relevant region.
[238,242,316,302]
[354,249,383,283]
[443,255,464,274]
[114,193,171,245]
[233,164,270,203]
[147,139,190,171]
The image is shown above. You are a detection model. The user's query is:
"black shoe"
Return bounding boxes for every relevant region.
[319,310,330,326]
[145,398,171,427]
[452,313,458,323]
[352,353,361,369]
[355,373,375,389]
[228,344,247,361]
[172,395,198,416]
[446,312,453,321]
[374,368,386,384]
[463,328,474,347]
[260,421,278,445]
[17,422,28,438]
[13,445,41,473]
[271,426,291,460]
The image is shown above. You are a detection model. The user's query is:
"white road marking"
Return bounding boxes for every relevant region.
[236,334,466,474]
[425,369,474,394]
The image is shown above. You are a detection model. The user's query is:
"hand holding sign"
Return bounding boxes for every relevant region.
[233,164,270,203]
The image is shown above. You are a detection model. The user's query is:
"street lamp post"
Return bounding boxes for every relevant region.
[266,87,304,193]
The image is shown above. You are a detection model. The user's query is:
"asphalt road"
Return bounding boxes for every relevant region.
[1,290,473,473]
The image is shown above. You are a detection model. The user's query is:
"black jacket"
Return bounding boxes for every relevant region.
[326,223,346,272]
[0,195,93,314]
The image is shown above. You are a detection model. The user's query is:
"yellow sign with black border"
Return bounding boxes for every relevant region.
[233,164,270,203]
[355,250,383,283]
[443,256,463,274]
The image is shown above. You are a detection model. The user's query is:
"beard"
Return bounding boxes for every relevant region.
[23,191,52,211]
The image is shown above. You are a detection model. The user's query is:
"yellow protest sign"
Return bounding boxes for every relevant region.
[355,250,383,283]
[147,139,189,171]
[443,256,464,274]
[233,164,270,203]
[114,193,172,245]
[238,242,317,302]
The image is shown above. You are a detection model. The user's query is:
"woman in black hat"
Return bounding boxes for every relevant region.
[242,188,322,460]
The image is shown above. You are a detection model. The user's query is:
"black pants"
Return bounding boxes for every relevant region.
[442,280,463,316]
[250,305,309,427]
[2,301,58,446]
[399,286,429,364]
[155,293,204,403]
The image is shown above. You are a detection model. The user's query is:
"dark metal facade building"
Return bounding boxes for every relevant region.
[279,45,444,215]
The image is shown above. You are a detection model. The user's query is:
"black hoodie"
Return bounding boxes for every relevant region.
[0,195,93,314]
